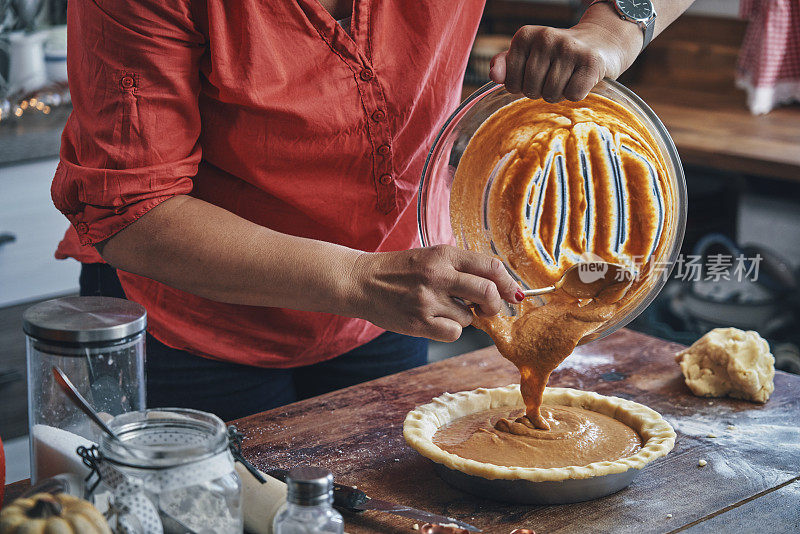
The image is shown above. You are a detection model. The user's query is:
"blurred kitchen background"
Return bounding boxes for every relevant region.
[1,0,799,482]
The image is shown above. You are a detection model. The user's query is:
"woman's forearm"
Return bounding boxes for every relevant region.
[99,195,363,314]
[98,195,522,342]
[649,0,697,37]
[578,0,697,73]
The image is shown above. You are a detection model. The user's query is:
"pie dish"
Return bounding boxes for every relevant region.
[403,385,675,502]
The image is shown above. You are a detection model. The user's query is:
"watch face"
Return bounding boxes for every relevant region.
[616,0,653,21]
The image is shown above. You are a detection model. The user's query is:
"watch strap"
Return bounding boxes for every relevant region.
[641,14,656,50]
[590,0,656,52]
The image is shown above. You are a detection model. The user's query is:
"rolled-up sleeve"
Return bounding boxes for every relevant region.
[52,0,205,246]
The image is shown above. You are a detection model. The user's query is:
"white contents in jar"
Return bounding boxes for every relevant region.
[160,486,241,534]
[32,424,95,481]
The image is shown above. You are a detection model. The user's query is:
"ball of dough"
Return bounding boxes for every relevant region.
[675,328,775,403]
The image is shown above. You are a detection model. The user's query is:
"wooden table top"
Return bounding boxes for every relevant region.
[232,328,800,533]
[5,329,800,532]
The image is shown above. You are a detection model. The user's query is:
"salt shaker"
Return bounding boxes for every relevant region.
[273,466,344,534]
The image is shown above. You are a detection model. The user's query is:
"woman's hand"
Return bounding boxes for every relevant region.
[489,3,641,103]
[349,245,523,342]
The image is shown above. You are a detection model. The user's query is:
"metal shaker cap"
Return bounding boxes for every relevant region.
[23,296,146,344]
[286,466,334,506]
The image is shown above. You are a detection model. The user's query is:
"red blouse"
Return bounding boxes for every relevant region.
[52,0,485,367]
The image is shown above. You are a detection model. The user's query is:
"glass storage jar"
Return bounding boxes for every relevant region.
[23,296,147,483]
[98,408,243,534]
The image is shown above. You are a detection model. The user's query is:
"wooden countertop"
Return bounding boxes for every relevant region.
[5,329,800,532]
[236,329,799,533]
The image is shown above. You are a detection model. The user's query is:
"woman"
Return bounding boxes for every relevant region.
[53,0,693,421]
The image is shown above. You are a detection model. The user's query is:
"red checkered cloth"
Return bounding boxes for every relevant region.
[737,0,800,114]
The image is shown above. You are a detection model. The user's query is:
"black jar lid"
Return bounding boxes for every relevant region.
[23,296,147,344]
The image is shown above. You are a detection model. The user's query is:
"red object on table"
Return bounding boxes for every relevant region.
[736,0,800,113]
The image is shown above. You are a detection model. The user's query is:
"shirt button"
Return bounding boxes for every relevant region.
[377,144,391,156]
[379,173,393,185]
[76,222,89,234]
[120,76,135,89]
[359,68,374,81]
[371,109,386,122]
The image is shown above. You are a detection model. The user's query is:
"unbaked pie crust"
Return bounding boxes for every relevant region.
[403,385,676,482]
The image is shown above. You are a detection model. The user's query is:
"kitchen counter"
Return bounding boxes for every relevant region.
[5,329,800,532]
[232,328,800,533]
[0,105,70,166]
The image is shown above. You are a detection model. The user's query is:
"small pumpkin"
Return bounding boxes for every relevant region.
[0,492,111,534]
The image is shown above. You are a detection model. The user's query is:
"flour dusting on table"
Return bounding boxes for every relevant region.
[556,352,613,370]
[670,409,800,479]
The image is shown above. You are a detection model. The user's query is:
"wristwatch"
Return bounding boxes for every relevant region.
[590,0,657,51]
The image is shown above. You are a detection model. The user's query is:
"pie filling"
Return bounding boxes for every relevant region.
[440,94,673,465]
[478,295,619,430]
[433,405,641,469]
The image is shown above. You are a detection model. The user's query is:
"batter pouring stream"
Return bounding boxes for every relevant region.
[449,93,674,431]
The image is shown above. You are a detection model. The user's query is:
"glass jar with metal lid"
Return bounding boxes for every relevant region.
[96,408,243,534]
[23,296,147,483]
[273,466,343,534]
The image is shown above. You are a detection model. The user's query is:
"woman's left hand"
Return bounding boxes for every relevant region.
[490,12,640,103]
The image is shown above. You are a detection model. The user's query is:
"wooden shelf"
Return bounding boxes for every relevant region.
[464,10,800,182]
[629,84,800,182]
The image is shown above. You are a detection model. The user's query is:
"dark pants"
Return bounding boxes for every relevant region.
[79,264,428,421]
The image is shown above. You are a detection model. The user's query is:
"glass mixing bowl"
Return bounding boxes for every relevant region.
[418,80,687,343]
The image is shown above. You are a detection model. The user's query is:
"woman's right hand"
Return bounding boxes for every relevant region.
[348,245,524,342]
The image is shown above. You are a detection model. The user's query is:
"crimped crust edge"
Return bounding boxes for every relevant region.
[403,385,676,482]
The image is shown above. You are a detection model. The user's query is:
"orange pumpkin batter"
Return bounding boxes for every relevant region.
[433,405,641,468]
[449,94,674,433]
